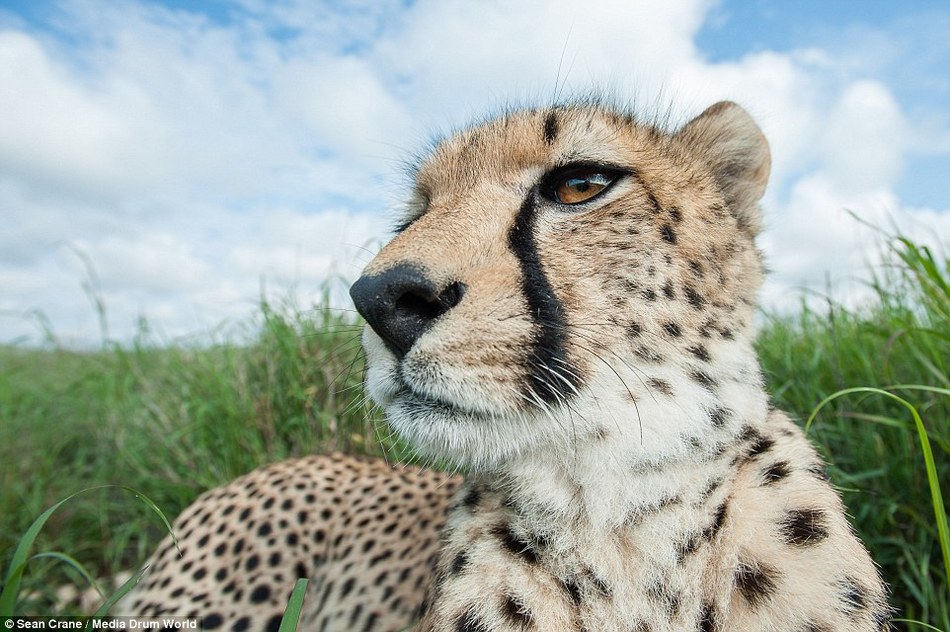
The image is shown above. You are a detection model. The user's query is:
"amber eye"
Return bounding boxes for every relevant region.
[542,165,623,206]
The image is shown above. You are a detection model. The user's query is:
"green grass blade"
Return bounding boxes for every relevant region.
[0,486,174,616]
[891,619,946,632]
[89,566,148,621]
[889,385,950,398]
[29,552,104,600]
[278,578,308,632]
[1,493,77,615]
[806,387,950,586]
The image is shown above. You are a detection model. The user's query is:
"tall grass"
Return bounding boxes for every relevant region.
[1,232,947,629]
[758,235,949,630]
[0,298,383,611]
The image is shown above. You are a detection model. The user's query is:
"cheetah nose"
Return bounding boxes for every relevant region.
[349,263,465,358]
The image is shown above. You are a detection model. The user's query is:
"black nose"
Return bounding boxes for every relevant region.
[349,264,465,358]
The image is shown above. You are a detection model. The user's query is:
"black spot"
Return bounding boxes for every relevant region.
[340,577,356,598]
[762,461,791,485]
[370,550,393,566]
[635,344,663,363]
[238,507,251,521]
[316,580,336,615]
[690,370,716,389]
[543,111,559,145]
[779,508,830,546]
[709,407,729,427]
[456,607,490,632]
[628,322,642,337]
[699,601,718,632]
[838,577,869,612]
[688,345,711,362]
[494,524,538,564]
[662,280,675,299]
[461,486,481,509]
[560,578,582,605]
[585,568,612,598]
[647,377,673,396]
[677,533,700,560]
[702,477,724,498]
[660,224,677,243]
[203,614,223,630]
[734,558,779,607]
[249,584,270,603]
[508,197,582,403]
[647,580,680,616]
[669,207,682,222]
[362,613,379,632]
[706,502,728,540]
[747,435,774,459]
[264,615,281,632]
[642,288,657,301]
[257,523,272,537]
[295,562,308,579]
[663,322,682,337]
[232,616,250,632]
[684,286,706,309]
[450,551,468,574]
[244,555,259,571]
[501,593,534,627]
[348,604,364,629]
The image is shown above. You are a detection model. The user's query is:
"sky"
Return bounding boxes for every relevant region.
[1,0,948,346]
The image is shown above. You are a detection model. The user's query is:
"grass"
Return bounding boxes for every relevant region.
[757,235,949,629]
[1,232,947,630]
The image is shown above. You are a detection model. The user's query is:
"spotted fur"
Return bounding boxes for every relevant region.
[127,100,890,631]
[124,455,461,631]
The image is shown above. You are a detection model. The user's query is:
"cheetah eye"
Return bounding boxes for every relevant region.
[541,165,624,206]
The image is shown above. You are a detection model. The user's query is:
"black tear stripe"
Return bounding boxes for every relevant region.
[508,197,583,404]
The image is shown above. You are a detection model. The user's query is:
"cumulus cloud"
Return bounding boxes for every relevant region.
[0,0,947,345]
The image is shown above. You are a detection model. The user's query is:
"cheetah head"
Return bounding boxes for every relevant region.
[351,101,771,471]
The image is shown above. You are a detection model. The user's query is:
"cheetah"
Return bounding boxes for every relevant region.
[127,99,890,631]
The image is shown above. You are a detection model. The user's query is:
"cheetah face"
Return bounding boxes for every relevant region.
[351,101,771,470]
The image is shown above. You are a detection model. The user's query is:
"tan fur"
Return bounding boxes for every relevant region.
[126,100,889,632]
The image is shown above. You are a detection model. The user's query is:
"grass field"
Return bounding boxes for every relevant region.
[1,233,948,630]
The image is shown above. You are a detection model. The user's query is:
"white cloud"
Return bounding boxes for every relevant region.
[820,80,908,192]
[0,0,947,345]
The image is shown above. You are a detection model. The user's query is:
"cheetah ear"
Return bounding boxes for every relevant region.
[675,101,771,235]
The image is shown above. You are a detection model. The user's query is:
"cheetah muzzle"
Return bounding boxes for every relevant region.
[127,100,890,632]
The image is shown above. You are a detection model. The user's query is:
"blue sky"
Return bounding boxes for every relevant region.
[1,0,948,345]
[699,0,950,210]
